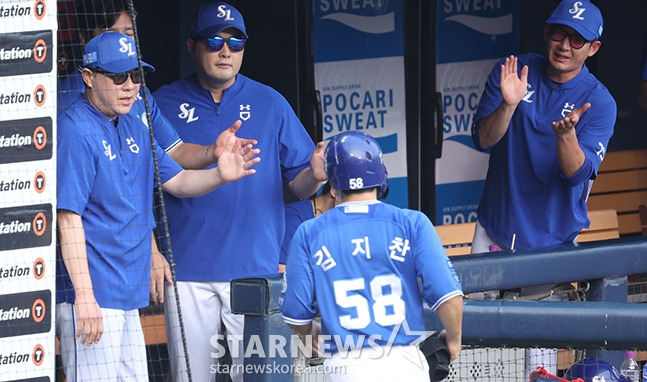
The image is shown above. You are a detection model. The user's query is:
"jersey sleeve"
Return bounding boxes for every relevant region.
[569,86,616,185]
[276,99,314,183]
[281,225,317,325]
[471,59,504,152]
[155,142,183,184]
[280,199,313,264]
[410,211,463,310]
[144,87,183,153]
[56,113,95,215]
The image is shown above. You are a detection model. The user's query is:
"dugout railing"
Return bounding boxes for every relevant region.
[229,235,647,381]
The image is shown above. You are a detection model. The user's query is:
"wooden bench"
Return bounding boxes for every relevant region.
[435,209,620,255]
[587,148,647,236]
[140,312,168,345]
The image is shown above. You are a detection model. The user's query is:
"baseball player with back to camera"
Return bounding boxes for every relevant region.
[281,131,464,381]
[56,32,259,382]
[152,2,326,381]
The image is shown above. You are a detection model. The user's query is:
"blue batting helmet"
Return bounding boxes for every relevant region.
[563,358,630,382]
[324,131,388,199]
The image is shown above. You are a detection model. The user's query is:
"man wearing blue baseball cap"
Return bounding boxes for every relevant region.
[471,0,616,379]
[153,2,327,381]
[56,31,259,382]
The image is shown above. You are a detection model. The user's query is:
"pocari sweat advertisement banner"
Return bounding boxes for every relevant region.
[313,0,408,208]
[436,0,520,225]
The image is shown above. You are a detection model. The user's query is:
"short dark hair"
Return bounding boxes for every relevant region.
[75,0,136,42]
[337,186,379,198]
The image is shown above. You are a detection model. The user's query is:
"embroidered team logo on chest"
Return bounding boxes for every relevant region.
[126,137,139,154]
[522,83,535,104]
[560,102,575,118]
[178,103,199,123]
[239,104,251,121]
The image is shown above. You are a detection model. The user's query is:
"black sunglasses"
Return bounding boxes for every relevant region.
[93,67,143,85]
[548,27,590,49]
[205,36,246,52]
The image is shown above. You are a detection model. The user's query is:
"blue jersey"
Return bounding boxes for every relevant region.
[281,201,463,354]
[280,198,314,264]
[57,96,183,310]
[472,53,616,249]
[57,70,182,153]
[153,73,313,281]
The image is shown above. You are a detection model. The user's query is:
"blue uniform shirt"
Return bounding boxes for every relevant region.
[280,198,314,265]
[58,70,183,153]
[153,73,314,281]
[472,53,616,249]
[282,201,463,354]
[57,96,183,310]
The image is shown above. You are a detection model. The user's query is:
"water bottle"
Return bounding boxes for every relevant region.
[620,351,640,382]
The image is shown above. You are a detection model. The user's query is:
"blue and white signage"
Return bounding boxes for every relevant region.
[313,0,408,207]
[435,0,520,224]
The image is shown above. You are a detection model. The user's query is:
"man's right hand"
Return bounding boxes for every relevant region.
[74,295,103,346]
[500,55,528,108]
[209,120,258,162]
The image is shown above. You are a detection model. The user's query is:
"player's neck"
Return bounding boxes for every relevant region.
[339,191,378,203]
[197,73,235,103]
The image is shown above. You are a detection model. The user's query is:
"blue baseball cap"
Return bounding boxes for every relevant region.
[83,32,155,73]
[191,2,248,39]
[545,0,603,41]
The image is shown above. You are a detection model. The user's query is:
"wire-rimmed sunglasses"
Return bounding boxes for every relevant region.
[205,36,247,52]
[548,27,590,49]
[93,67,143,85]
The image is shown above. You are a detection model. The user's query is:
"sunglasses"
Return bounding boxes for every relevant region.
[548,27,590,49]
[93,67,143,85]
[205,36,246,52]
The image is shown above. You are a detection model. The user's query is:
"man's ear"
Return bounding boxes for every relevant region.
[187,38,196,57]
[588,40,601,57]
[81,68,94,88]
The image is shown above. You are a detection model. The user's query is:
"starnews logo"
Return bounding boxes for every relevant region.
[210,319,432,370]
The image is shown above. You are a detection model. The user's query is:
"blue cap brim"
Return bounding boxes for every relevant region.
[98,60,155,73]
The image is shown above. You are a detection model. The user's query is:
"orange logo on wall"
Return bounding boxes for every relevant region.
[57,50,70,71]
[32,212,46,236]
[33,171,46,193]
[33,257,45,279]
[32,344,45,366]
[33,85,46,107]
[33,125,47,150]
[32,299,46,323]
[34,0,46,20]
[33,39,47,63]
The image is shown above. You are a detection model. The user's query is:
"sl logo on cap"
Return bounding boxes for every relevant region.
[119,37,136,57]
[217,4,235,21]
[568,1,587,20]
